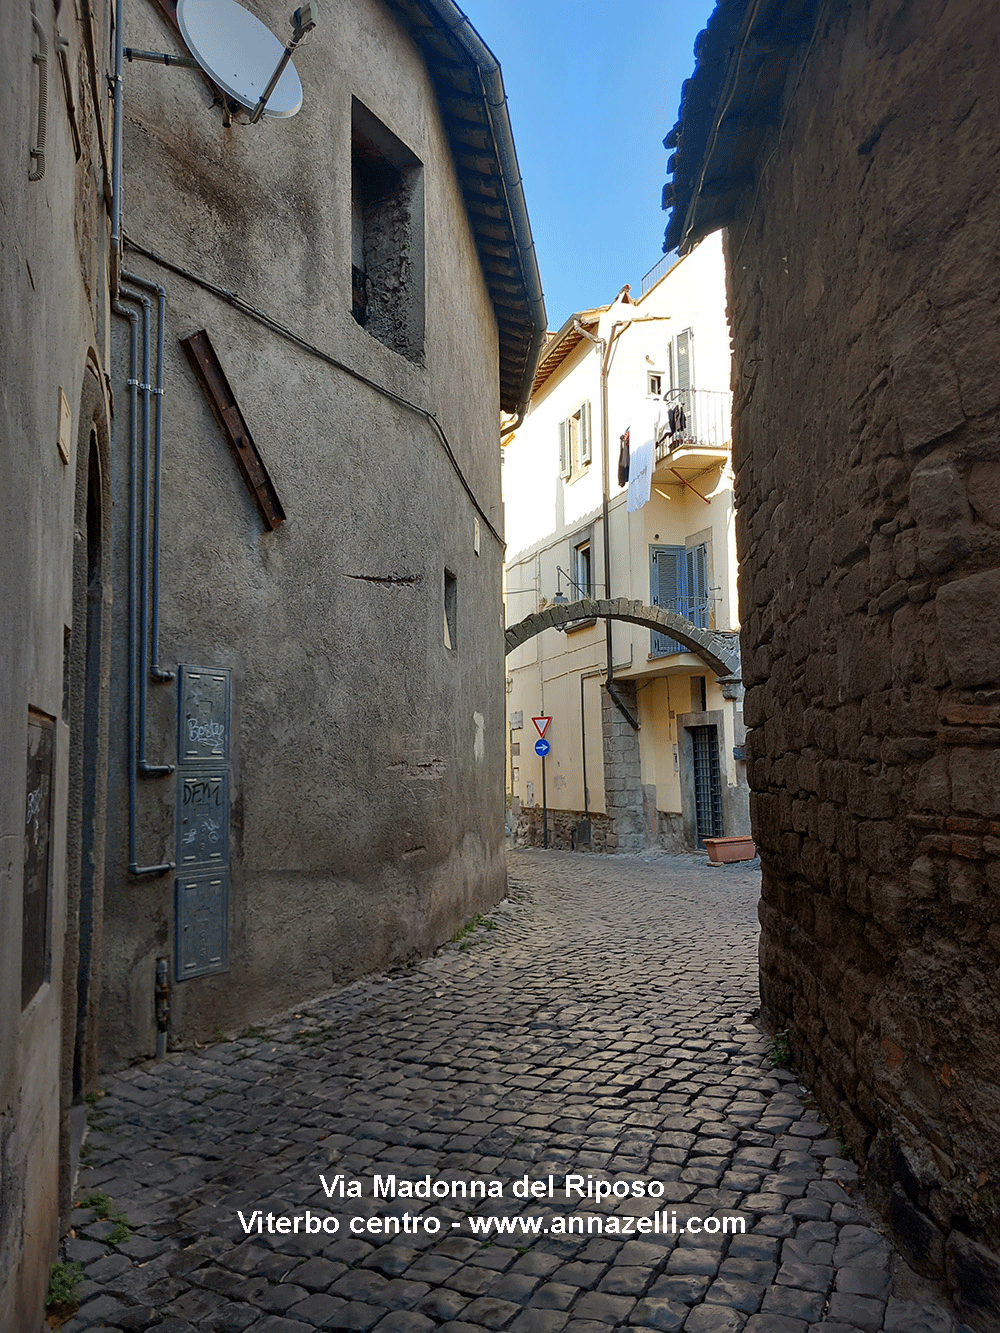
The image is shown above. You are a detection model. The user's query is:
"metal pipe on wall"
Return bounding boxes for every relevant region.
[120,285,175,778]
[122,270,174,685]
[110,0,124,293]
[114,289,173,878]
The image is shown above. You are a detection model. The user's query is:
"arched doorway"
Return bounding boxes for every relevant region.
[60,364,112,1222]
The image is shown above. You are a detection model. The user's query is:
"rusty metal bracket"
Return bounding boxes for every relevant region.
[180,329,286,531]
[670,467,712,504]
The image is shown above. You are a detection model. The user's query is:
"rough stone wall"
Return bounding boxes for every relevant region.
[602,682,644,852]
[728,1,1000,1323]
[519,807,614,852]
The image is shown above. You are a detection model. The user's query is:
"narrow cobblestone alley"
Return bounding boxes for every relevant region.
[59,852,960,1333]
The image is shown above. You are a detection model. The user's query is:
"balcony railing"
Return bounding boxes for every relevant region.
[640,250,681,295]
[654,387,731,463]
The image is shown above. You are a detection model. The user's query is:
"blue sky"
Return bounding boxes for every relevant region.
[460,0,718,330]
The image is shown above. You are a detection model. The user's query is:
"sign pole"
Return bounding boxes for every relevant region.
[532,717,552,850]
[541,754,548,849]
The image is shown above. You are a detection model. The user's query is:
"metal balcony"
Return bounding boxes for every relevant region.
[653,388,731,481]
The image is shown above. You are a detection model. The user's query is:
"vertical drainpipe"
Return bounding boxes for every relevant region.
[122,270,174,685]
[573,320,613,682]
[110,0,124,295]
[112,8,174,1072]
[115,287,174,878]
[120,283,175,778]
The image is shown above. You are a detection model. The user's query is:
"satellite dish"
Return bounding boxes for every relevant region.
[177,0,303,119]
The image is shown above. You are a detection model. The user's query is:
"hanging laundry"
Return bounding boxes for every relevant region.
[667,404,688,435]
[626,438,654,512]
[618,428,630,487]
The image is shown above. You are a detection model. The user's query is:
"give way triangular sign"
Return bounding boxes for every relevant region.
[532,716,550,738]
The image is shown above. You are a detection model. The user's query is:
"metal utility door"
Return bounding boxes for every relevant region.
[690,725,723,846]
[175,666,231,980]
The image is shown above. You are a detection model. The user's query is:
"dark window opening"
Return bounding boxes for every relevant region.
[351,99,424,361]
[573,539,593,599]
[444,569,457,650]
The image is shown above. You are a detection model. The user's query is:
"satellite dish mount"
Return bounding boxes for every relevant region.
[122,0,318,122]
[248,4,317,122]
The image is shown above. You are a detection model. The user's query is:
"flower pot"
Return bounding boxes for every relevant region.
[703,835,756,864]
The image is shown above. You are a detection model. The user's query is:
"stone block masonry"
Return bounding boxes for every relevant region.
[724,0,1000,1325]
[601,681,645,853]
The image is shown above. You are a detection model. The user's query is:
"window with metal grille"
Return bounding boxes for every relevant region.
[690,724,723,845]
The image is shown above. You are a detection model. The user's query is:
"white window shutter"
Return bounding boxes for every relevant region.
[580,401,592,465]
[558,419,571,478]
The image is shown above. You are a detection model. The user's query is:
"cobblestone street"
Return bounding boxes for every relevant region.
[61,851,962,1333]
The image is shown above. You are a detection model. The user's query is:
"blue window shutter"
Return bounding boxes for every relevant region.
[650,545,685,656]
[693,543,708,626]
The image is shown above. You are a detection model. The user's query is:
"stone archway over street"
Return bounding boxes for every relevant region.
[504,597,741,689]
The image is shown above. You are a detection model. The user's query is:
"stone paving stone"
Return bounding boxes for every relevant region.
[370,1312,437,1333]
[508,1309,570,1333]
[246,1318,314,1333]
[449,1265,496,1296]
[627,1296,688,1331]
[596,1264,651,1295]
[742,1315,805,1332]
[459,1296,522,1328]
[488,1272,541,1302]
[63,852,959,1333]
[825,1290,884,1330]
[702,1277,763,1313]
[572,1289,637,1322]
[415,1286,471,1321]
[259,1283,310,1313]
[665,1248,723,1278]
[529,1282,578,1310]
[759,1283,825,1321]
[681,1303,746,1330]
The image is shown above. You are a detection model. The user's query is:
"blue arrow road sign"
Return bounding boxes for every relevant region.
[535,738,550,757]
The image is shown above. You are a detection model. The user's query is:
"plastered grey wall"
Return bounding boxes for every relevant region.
[728,1,1000,1324]
[100,0,507,1063]
[0,0,111,1322]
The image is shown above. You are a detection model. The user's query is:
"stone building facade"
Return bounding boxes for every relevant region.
[1,1,114,1323]
[100,0,542,1067]
[666,0,1000,1326]
[0,0,542,1323]
[503,237,750,855]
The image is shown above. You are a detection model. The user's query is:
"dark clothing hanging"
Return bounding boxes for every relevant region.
[618,428,630,487]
